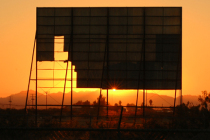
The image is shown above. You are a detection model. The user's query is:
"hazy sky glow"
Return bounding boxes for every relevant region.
[0,0,210,97]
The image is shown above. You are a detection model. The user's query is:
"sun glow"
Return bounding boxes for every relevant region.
[113,88,116,91]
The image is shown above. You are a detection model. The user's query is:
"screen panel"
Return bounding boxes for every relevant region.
[36,7,182,90]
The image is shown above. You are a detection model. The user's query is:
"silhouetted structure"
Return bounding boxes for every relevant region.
[25,7,182,127]
[36,7,181,89]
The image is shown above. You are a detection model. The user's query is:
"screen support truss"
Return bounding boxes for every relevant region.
[25,7,182,126]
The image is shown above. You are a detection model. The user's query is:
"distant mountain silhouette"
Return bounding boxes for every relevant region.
[0,90,200,109]
[145,93,200,107]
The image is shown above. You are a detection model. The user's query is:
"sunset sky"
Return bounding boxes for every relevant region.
[0,0,210,98]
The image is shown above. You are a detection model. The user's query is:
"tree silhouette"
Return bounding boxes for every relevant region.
[92,95,107,106]
[74,100,90,106]
[149,99,153,106]
[126,103,135,112]
[83,100,90,105]
[75,100,83,105]
[198,90,210,109]
[119,100,122,106]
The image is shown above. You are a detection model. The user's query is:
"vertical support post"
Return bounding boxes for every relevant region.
[70,8,74,120]
[71,58,73,120]
[134,89,139,124]
[25,35,36,113]
[174,8,182,115]
[136,7,145,122]
[117,107,123,140]
[107,89,108,118]
[126,7,128,89]
[180,7,183,106]
[143,89,145,116]
[35,8,39,127]
[173,90,177,115]
[117,106,123,140]
[35,42,38,127]
[97,89,102,121]
[106,8,109,119]
[174,7,182,116]
[97,8,109,121]
[60,61,69,123]
[118,106,123,130]
[143,8,146,117]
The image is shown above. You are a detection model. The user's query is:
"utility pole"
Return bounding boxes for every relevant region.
[31,94,34,109]
[9,96,12,109]
[45,92,48,110]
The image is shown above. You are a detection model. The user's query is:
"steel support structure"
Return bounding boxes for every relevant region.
[25,7,182,127]
[142,8,146,117]
[134,89,139,124]
[60,61,69,123]
[70,8,74,120]
[106,8,110,118]
[35,39,38,127]
[97,8,109,121]
[25,34,36,112]
[173,7,182,115]
[180,7,183,106]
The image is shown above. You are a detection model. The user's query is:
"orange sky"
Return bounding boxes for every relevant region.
[0,0,210,98]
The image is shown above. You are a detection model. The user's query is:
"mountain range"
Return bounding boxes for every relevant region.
[0,90,200,109]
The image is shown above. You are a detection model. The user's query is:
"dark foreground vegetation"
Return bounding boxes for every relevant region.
[0,91,210,139]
